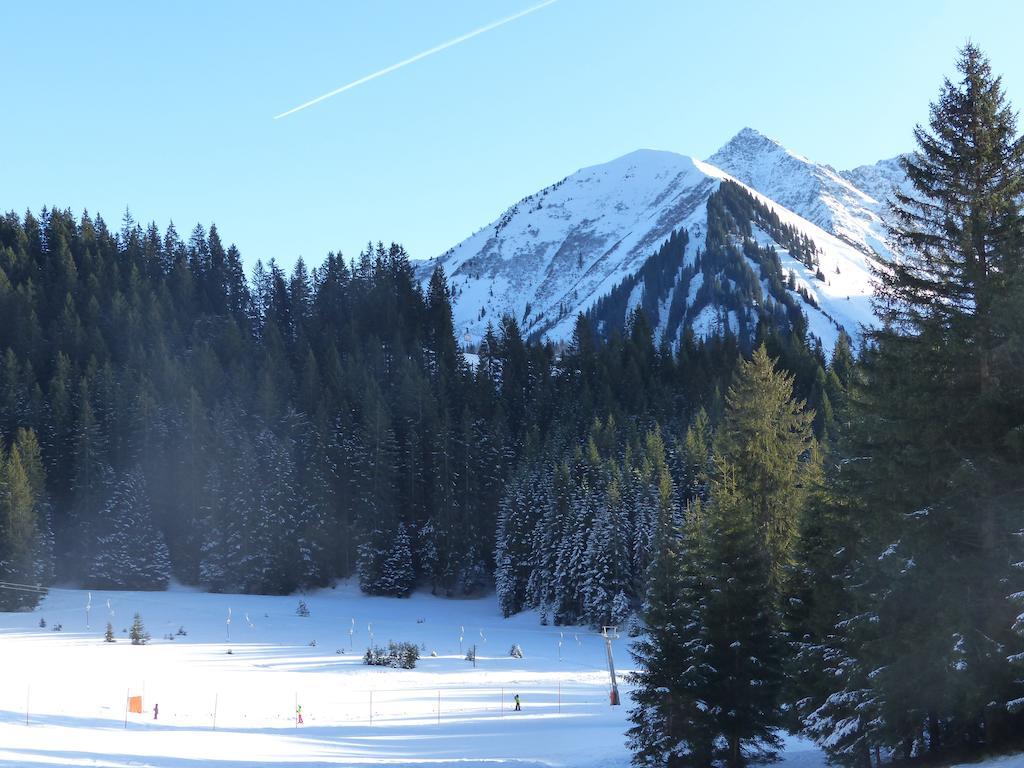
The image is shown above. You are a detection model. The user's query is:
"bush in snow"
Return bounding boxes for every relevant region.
[104,622,115,643]
[296,599,310,617]
[465,647,476,663]
[509,644,524,659]
[363,641,419,669]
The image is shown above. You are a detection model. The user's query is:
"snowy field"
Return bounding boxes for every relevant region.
[0,583,831,768]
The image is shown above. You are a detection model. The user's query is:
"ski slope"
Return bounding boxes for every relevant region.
[2,585,1021,768]
[0,583,828,768]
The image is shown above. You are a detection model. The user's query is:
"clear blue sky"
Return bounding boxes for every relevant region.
[3,1,1023,270]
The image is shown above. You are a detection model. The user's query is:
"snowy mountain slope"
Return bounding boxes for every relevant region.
[840,155,913,209]
[707,127,903,261]
[421,137,885,352]
[586,169,878,352]
[418,150,723,343]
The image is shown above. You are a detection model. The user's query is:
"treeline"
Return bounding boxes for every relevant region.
[0,193,833,603]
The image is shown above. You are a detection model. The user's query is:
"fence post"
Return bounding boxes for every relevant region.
[25,686,29,726]
[213,693,218,731]
[369,690,373,726]
[437,690,440,725]
[501,687,504,717]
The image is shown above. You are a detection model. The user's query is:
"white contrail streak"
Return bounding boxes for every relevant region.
[274,0,557,120]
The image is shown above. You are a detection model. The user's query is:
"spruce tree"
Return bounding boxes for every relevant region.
[129,612,148,645]
[700,464,785,768]
[88,469,170,590]
[713,345,819,587]
[627,500,712,768]
[813,45,1024,761]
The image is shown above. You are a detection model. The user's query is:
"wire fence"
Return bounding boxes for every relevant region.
[8,678,618,732]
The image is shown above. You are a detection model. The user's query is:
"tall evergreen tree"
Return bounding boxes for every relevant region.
[713,345,819,587]
[87,468,170,590]
[809,45,1024,761]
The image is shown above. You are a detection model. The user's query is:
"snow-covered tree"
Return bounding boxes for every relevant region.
[87,468,170,590]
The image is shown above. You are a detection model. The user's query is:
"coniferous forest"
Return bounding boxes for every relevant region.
[1,44,1024,768]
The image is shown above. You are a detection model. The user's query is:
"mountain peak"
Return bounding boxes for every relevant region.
[708,127,802,167]
[732,126,784,145]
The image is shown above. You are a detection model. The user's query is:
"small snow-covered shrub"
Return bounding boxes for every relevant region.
[296,600,310,617]
[364,641,420,669]
[465,647,476,662]
[509,644,524,659]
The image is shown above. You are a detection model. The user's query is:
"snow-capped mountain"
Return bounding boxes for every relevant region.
[706,127,904,259]
[840,155,913,211]
[420,130,906,353]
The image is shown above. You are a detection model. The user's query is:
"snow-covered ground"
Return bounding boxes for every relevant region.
[0,583,829,768]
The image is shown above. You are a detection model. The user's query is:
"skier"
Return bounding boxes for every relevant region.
[296,703,304,725]
[514,693,521,712]
[153,703,159,720]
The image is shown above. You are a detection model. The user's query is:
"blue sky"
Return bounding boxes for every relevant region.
[3,1,1023,270]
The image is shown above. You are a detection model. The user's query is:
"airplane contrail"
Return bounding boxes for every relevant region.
[273,0,558,120]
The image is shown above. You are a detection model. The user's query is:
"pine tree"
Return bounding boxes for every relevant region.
[129,612,148,645]
[627,499,712,768]
[88,469,170,590]
[379,522,415,597]
[713,345,819,587]
[0,429,50,609]
[700,464,785,768]
[813,45,1024,761]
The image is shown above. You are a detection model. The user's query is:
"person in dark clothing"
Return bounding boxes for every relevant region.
[153,703,159,720]
[514,694,521,711]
